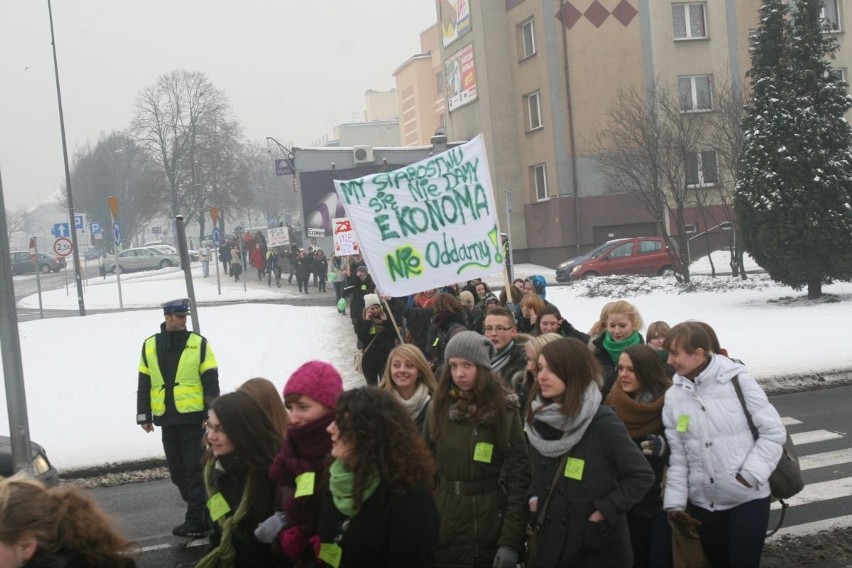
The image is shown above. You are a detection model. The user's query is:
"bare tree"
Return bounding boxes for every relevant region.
[595,84,714,283]
[5,206,30,245]
[60,133,161,249]
[130,70,234,221]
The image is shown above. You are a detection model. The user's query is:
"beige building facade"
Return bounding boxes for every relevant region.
[395,1,846,266]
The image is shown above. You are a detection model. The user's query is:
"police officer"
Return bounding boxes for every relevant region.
[137,298,219,537]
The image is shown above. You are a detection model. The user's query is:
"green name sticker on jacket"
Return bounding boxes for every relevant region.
[207,493,231,521]
[677,414,690,432]
[564,457,585,480]
[318,543,343,568]
[294,472,316,498]
[473,442,494,463]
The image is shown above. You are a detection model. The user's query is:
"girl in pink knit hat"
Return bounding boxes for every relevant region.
[256,361,343,566]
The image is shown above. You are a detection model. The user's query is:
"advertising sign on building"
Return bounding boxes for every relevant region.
[332,218,360,256]
[445,43,477,112]
[438,0,472,47]
[333,134,502,297]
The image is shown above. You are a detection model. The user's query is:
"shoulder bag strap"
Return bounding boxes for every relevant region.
[536,454,569,529]
[731,375,759,441]
[362,335,379,355]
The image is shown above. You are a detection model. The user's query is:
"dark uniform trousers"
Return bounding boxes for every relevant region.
[162,423,206,525]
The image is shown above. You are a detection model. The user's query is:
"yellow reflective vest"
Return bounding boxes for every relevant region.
[139,333,217,416]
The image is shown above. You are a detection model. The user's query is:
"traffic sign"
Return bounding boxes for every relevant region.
[211,227,221,247]
[113,221,121,246]
[74,214,85,232]
[90,222,102,234]
[51,223,70,238]
[53,237,73,257]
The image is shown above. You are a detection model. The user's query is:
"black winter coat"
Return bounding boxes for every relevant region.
[354,313,398,371]
[528,406,654,568]
[317,481,439,568]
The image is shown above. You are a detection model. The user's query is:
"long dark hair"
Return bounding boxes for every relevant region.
[526,338,600,423]
[334,388,435,509]
[621,344,671,398]
[429,363,511,449]
[208,391,282,525]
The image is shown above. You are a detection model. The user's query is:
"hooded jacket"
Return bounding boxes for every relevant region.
[662,354,785,512]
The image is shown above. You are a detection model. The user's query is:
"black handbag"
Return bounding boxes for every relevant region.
[732,375,804,535]
[525,455,567,567]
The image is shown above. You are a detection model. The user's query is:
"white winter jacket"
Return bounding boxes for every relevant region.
[662,355,785,512]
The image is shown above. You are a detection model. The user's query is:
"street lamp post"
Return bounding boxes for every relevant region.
[47,0,85,316]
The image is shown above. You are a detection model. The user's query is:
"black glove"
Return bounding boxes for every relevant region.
[641,434,667,457]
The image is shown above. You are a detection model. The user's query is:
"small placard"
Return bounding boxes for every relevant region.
[473,442,494,463]
[207,493,231,521]
[564,457,585,481]
[677,415,691,433]
[318,543,343,568]
[294,472,316,498]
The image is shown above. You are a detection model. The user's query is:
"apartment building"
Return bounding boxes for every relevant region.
[396,1,852,266]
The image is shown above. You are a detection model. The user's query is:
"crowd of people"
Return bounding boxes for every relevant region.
[0,268,787,568]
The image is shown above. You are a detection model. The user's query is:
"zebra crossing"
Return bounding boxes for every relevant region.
[767,412,851,539]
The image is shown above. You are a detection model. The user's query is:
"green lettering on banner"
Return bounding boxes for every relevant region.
[376,214,400,240]
[487,225,504,264]
[338,179,366,205]
[386,245,423,282]
[425,233,492,274]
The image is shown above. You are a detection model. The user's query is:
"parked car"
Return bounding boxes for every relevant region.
[147,244,198,262]
[103,247,179,274]
[10,251,67,274]
[555,236,679,282]
[0,436,59,486]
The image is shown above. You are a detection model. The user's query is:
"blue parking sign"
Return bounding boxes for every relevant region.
[212,227,221,247]
[113,221,121,246]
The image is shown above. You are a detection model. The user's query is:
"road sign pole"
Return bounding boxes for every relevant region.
[111,211,123,311]
[211,208,221,296]
[175,215,200,333]
[33,237,43,319]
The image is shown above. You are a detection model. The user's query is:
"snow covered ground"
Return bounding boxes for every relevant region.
[2,251,851,470]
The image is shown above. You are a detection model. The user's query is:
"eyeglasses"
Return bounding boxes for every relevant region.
[649,336,665,342]
[204,421,225,434]
[484,325,513,333]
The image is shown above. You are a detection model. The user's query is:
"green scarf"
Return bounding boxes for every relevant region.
[329,458,380,517]
[196,459,252,568]
[602,330,641,364]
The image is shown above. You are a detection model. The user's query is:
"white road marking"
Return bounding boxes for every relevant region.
[799,448,852,471]
[791,430,845,445]
[781,417,802,426]
[768,514,852,539]
[771,477,852,509]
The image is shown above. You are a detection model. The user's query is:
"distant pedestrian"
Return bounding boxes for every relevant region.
[199,242,210,278]
[230,247,243,282]
[136,298,219,538]
[219,241,230,275]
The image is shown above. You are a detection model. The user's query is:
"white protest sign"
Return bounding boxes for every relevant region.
[267,227,290,248]
[332,218,360,256]
[333,134,503,296]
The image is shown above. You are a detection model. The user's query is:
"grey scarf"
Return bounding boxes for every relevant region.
[392,382,431,422]
[525,383,601,458]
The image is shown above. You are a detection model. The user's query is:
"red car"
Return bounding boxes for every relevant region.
[555,237,679,282]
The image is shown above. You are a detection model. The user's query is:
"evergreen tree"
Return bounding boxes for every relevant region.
[735,0,852,298]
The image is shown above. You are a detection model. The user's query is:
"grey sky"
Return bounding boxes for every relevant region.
[0,0,436,211]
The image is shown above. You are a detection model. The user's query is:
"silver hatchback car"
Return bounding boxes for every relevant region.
[103,247,179,274]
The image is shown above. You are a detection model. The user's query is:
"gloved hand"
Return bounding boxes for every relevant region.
[254,511,288,543]
[493,546,519,568]
[667,510,702,538]
[641,434,667,457]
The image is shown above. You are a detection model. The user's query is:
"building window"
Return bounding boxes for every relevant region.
[686,150,719,187]
[436,72,443,94]
[519,18,536,59]
[672,3,707,39]
[526,91,543,131]
[821,0,841,31]
[532,164,548,201]
[678,75,712,112]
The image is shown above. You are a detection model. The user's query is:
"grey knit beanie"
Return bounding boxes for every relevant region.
[444,331,494,369]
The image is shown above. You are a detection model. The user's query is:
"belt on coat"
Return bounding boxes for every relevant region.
[437,476,500,495]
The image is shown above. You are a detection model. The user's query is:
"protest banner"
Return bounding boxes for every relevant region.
[333,218,360,256]
[333,134,503,297]
[267,227,290,248]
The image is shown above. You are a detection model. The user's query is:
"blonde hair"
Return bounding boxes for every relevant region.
[524,333,563,371]
[520,293,544,316]
[589,301,615,335]
[380,344,438,393]
[0,475,134,567]
[602,300,644,333]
